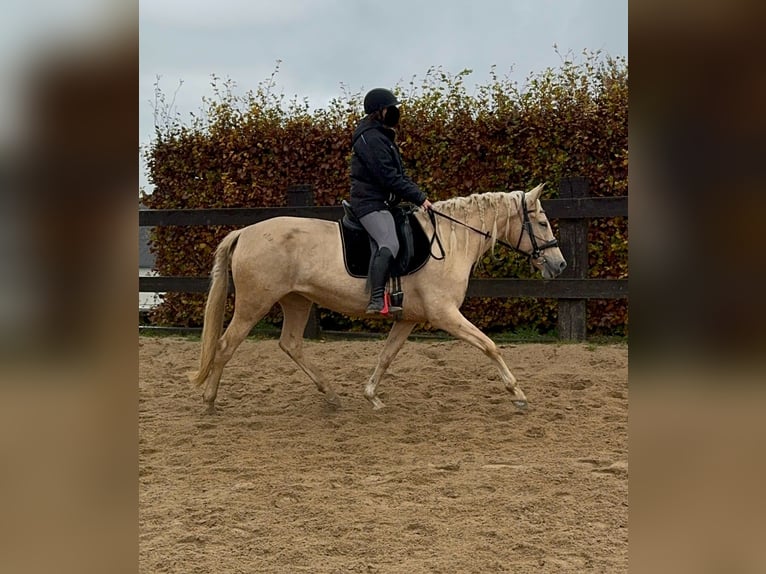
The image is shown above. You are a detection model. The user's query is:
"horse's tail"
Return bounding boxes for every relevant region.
[188,228,243,388]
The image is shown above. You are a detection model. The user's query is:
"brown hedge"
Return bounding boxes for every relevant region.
[142,53,627,336]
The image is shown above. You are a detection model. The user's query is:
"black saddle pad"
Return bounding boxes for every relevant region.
[339,209,432,278]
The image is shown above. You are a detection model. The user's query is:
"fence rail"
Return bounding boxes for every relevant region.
[138,197,626,227]
[139,276,627,300]
[139,178,627,340]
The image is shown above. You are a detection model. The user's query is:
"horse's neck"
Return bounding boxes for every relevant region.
[433,192,520,267]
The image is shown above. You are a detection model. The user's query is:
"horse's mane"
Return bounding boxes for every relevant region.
[430,190,524,265]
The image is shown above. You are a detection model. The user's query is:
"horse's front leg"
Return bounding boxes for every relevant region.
[365,320,416,409]
[430,307,527,409]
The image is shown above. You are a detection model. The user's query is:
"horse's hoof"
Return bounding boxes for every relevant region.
[369,396,386,410]
[204,402,217,415]
[512,400,528,411]
[325,392,342,409]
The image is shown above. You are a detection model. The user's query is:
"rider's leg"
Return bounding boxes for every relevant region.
[359,210,401,315]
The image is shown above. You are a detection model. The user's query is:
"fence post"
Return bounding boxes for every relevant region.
[286,184,321,339]
[557,177,589,341]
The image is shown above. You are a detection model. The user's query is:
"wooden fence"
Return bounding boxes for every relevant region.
[139,177,627,341]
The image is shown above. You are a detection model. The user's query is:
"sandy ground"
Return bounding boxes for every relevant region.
[139,335,627,573]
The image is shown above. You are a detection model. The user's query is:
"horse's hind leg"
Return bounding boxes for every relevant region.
[365,320,416,409]
[201,308,262,414]
[278,293,341,408]
[430,308,528,409]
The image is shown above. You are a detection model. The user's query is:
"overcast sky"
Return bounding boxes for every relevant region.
[139,0,627,192]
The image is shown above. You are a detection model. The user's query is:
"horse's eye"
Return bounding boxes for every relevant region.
[539,221,548,228]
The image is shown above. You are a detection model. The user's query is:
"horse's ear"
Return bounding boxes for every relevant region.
[526,183,546,207]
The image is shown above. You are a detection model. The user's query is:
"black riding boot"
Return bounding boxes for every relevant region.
[366,247,402,315]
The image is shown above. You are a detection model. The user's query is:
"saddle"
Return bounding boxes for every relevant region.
[339,200,431,278]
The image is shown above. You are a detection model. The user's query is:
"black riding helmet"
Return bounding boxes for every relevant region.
[363,88,400,114]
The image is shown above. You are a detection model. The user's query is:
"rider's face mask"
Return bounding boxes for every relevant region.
[383,105,400,127]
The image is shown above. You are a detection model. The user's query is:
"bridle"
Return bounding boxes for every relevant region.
[427,191,559,261]
[516,194,560,260]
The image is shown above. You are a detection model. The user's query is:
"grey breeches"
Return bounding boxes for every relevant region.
[359,210,399,258]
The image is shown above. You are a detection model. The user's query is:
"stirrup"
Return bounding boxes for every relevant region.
[366,293,401,315]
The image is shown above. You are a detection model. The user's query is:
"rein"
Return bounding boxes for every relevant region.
[426,196,558,261]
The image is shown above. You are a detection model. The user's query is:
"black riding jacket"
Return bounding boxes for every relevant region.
[349,116,426,218]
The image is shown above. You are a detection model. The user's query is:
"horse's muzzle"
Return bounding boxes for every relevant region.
[541,257,567,279]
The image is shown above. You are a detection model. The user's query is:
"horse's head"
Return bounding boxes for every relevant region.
[516,184,567,279]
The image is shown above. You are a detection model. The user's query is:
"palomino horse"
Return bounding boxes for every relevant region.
[189,184,566,413]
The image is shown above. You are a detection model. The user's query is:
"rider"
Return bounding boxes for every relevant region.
[350,88,433,315]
